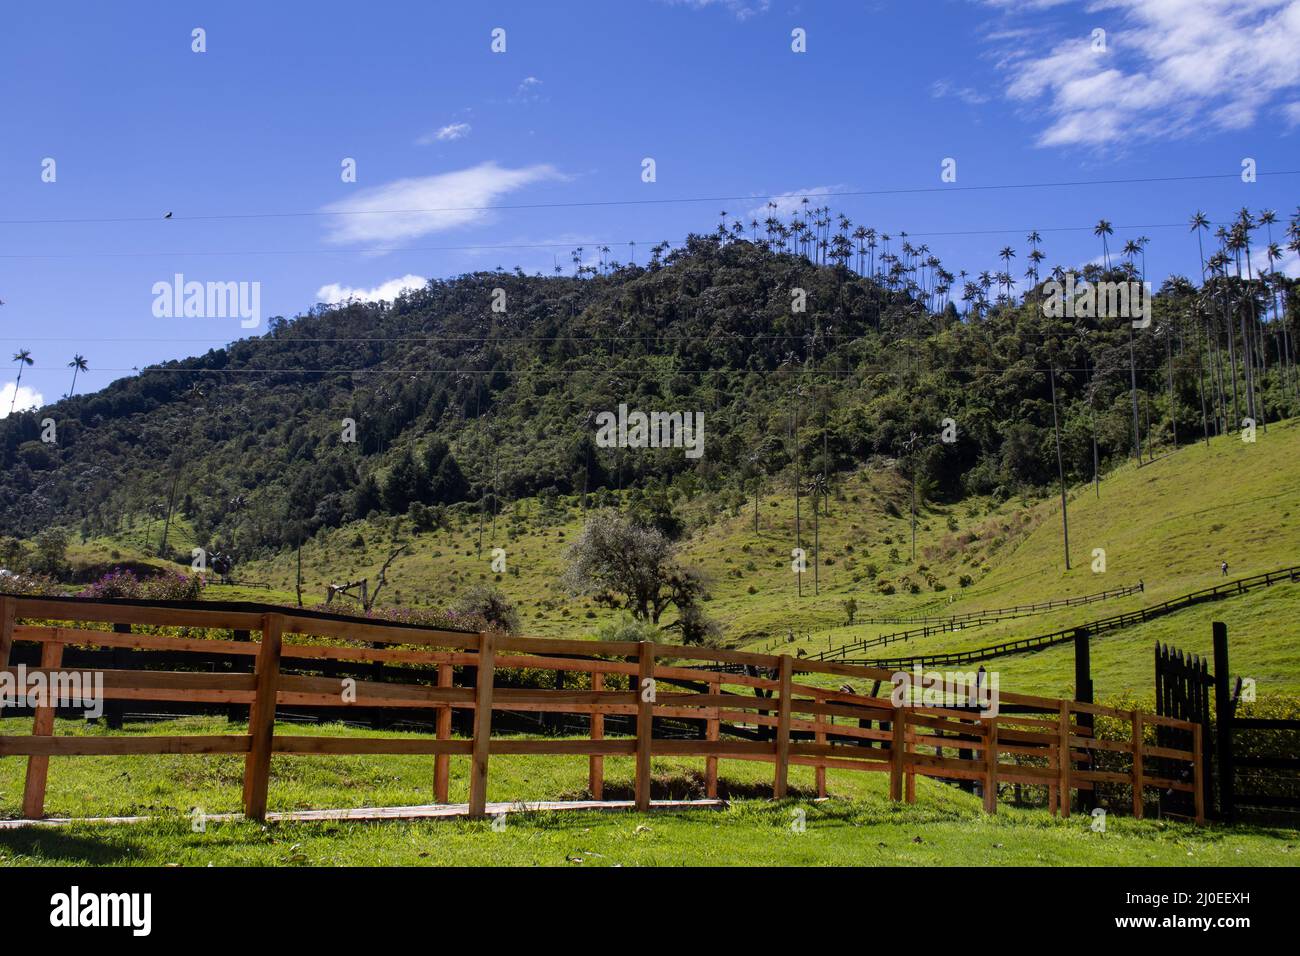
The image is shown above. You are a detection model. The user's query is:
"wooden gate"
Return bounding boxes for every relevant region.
[1154,641,1213,818]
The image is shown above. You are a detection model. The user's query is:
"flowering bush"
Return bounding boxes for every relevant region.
[0,570,62,596]
[78,569,206,601]
[371,604,491,633]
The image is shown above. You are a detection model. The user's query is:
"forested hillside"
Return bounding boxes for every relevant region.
[2,220,1295,566]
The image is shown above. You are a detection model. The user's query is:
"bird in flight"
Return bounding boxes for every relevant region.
[164,211,172,219]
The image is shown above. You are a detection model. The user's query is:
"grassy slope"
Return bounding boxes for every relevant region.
[69,419,1300,702]
[1,718,1294,866]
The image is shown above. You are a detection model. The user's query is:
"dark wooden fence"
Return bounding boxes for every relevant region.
[1154,641,1213,818]
[1211,622,1300,821]
[856,565,1300,669]
[858,581,1145,627]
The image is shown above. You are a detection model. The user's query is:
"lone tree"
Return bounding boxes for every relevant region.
[563,511,716,643]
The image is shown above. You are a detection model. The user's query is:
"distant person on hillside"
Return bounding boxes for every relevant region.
[1220,561,1228,577]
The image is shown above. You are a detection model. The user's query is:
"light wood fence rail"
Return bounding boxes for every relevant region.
[0,594,1204,824]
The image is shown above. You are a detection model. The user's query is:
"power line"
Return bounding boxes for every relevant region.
[0,219,1243,260]
[2,170,1294,227]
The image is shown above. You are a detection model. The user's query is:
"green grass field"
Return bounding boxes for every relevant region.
[1,718,1295,867]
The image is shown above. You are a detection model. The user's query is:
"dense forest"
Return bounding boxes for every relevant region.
[2,207,1296,565]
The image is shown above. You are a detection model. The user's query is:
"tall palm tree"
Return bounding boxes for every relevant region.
[67,354,88,398]
[1189,211,1220,436]
[998,247,1016,302]
[1119,238,1143,462]
[807,473,828,596]
[1094,220,1113,270]
[9,349,34,415]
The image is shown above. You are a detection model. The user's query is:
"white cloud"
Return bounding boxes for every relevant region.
[512,76,546,103]
[321,161,565,246]
[658,0,771,18]
[931,79,991,106]
[316,274,429,305]
[0,383,43,417]
[746,185,844,221]
[988,0,1300,147]
[417,122,471,145]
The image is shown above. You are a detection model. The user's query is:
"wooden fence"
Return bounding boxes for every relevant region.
[859,581,1146,627]
[858,565,1300,669]
[0,594,1203,825]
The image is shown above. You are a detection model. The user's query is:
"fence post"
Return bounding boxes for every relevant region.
[983,717,999,814]
[241,613,283,822]
[468,632,496,818]
[1073,629,1094,812]
[0,597,15,671]
[1057,701,1071,819]
[21,640,64,819]
[433,662,453,803]
[589,669,604,800]
[814,711,827,799]
[773,655,793,798]
[1212,621,1233,822]
[889,707,906,801]
[1130,711,1144,819]
[105,624,130,730]
[227,628,251,723]
[1192,722,1206,824]
[634,641,655,812]
[705,673,719,799]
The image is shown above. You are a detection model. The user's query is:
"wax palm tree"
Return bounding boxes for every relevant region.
[9,349,34,415]
[1027,248,1045,285]
[806,472,828,596]
[1094,220,1113,270]
[67,354,88,398]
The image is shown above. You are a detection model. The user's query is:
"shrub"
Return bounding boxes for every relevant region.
[451,584,521,634]
[78,569,206,601]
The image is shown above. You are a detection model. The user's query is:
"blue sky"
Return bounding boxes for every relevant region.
[2,0,1298,412]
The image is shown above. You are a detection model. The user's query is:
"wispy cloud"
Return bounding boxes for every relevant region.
[746,185,844,220]
[986,0,1300,148]
[321,161,565,246]
[417,122,471,145]
[511,76,546,104]
[931,79,990,106]
[316,274,428,305]
[658,0,771,19]
[0,383,42,417]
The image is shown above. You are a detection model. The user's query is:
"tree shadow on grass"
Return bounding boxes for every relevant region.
[559,768,819,802]
[0,828,138,865]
